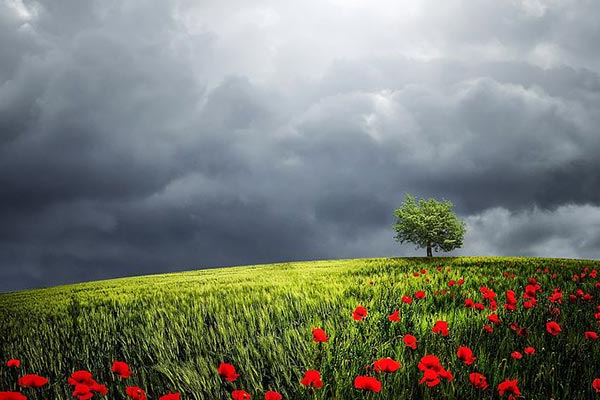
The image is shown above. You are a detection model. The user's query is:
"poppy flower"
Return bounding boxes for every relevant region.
[401,295,413,304]
[585,331,598,340]
[510,351,522,360]
[112,361,132,378]
[403,334,417,350]
[218,363,240,382]
[18,374,48,388]
[469,372,489,390]
[457,279,464,285]
[388,310,401,322]
[126,386,147,400]
[68,370,94,386]
[312,328,328,343]
[232,390,251,400]
[415,291,426,299]
[497,379,521,397]
[488,314,500,324]
[593,378,600,393]
[465,298,475,308]
[421,269,427,274]
[300,370,323,388]
[546,321,561,336]
[354,376,382,392]
[524,346,535,355]
[457,346,476,365]
[73,384,93,400]
[448,280,455,287]
[483,325,493,333]
[6,359,20,368]
[352,306,368,321]
[432,320,449,336]
[0,393,27,400]
[159,393,181,400]
[264,391,282,400]
[475,303,485,311]
[90,382,108,396]
[419,369,441,387]
[373,357,401,373]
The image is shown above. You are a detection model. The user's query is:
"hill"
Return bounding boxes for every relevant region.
[1,256,600,399]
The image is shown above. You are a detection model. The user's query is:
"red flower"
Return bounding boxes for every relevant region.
[401,295,413,304]
[300,370,323,388]
[474,303,485,311]
[354,376,382,392]
[593,378,600,393]
[415,291,426,299]
[585,331,598,341]
[232,390,251,400]
[218,363,240,382]
[73,384,93,400]
[373,357,401,373]
[457,279,464,285]
[469,372,489,390]
[510,351,522,359]
[6,359,20,368]
[18,374,48,388]
[352,306,368,321]
[388,310,401,322]
[312,328,328,343]
[90,382,108,396]
[432,320,449,336]
[403,334,417,350]
[126,386,147,400]
[0,393,27,400]
[159,393,181,400]
[264,391,282,400]
[417,355,453,387]
[524,346,535,355]
[68,370,94,386]
[546,321,561,336]
[465,298,475,308]
[483,325,493,333]
[112,361,132,379]
[419,369,440,387]
[448,280,455,287]
[497,379,521,397]
[457,346,476,365]
[488,314,500,324]
[421,269,427,274]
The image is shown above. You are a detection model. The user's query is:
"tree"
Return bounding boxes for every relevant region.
[393,194,466,257]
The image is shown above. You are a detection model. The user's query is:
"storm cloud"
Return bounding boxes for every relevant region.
[1,0,600,292]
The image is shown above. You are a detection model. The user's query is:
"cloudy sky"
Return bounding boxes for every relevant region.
[1,0,600,292]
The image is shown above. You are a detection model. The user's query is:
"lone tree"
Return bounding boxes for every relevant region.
[393,194,466,257]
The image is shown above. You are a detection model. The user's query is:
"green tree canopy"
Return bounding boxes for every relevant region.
[393,194,466,257]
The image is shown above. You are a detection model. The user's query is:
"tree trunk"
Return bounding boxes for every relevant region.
[427,243,432,257]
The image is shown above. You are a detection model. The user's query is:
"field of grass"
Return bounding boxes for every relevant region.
[1,256,600,399]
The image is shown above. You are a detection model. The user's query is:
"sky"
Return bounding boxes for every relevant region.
[1,0,600,292]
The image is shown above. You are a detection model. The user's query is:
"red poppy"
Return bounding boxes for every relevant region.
[300,370,323,388]
[90,382,108,396]
[312,328,328,343]
[510,351,522,359]
[474,303,485,311]
[421,269,427,274]
[352,306,368,321]
[419,369,440,387]
[73,384,93,400]
[457,279,465,285]
[112,361,132,379]
[373,357,401,373]
[418,355,452,387]
[264,391,282,400]
[483,325,493,333]
[218,363,240,382]
[354,376,382,392]
[403,334,417,350]
[159,393,181,400]
[68,370,94,386]
[488,314,500,324]
[593,378,600,393]
[415,291,426,299]
[232,390,251,400]
[388,310,401,322]
[18,374,48,388]
[401,295,413,304]
[465,298,475,308]
[0,393,27,400]
[497,379,521,397]
[546,321,561,336]
[126,386,147,400]
[432,320,449,336]
[524,346,535,355]
[6,359,20,368]
[469,372,489,390]
[448,280,455,287]
[457,346,476,365]
[585,331,598,340]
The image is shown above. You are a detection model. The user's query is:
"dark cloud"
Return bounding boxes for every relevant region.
[1,0,600,292]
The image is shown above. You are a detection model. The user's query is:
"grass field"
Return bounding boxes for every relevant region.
[1,256,600,399]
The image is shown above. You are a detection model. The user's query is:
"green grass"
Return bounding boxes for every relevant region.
[1,256,600,399]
